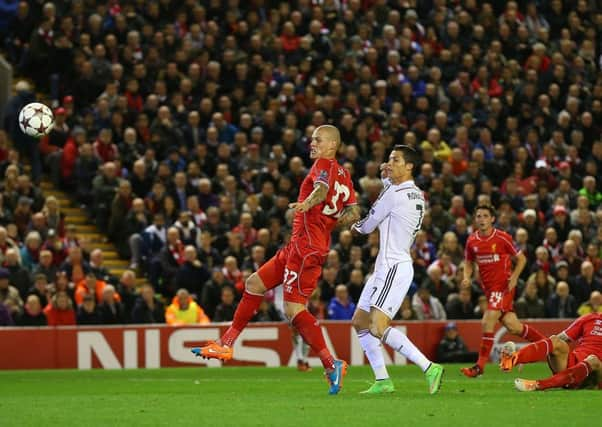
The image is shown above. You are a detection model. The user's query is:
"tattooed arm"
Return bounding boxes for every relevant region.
[337,204,361,229]
[289,182,328,213]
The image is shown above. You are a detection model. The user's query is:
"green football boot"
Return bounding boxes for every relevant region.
[425,363,444,395]
[359,378,395,394]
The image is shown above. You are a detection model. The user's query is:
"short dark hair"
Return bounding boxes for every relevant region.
[393,145,419,173]
[475,204,496,217]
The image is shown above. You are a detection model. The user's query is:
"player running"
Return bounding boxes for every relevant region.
[461,205,547,377]
[192,125,360,395]
[351,145,444,395]
[500,313,602,391]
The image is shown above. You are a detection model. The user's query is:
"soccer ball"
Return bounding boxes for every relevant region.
[18,102,55,138]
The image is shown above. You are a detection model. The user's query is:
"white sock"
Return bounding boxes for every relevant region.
[294,334,305,361]
[357,329,389,380]
[382,327,431,372]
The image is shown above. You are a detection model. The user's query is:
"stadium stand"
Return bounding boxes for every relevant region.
[0,0,601,326]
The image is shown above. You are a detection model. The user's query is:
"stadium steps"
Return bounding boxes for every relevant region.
[39,179,149,288]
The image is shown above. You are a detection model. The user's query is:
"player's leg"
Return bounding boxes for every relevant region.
[500,311,547,343]
[369,262,444,394]
[192,249,285,359]
[291,327,311,371]
[461,305,501,377]
[352,272,392,392]
[284,251,347,394]
[516,354,600,392]
[501,335,567,372]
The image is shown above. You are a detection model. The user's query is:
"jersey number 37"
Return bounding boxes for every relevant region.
[322,181,350,218]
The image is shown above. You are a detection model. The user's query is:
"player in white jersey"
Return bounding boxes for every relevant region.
[351,145,444,395]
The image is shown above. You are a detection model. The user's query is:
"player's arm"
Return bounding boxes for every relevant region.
[289,182,328,213]
[508,251,526,291]
[336,204,361,228]
[461,260,474,288]
[351,191,392,235]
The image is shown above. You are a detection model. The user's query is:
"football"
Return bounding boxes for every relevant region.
[18,102,55,138]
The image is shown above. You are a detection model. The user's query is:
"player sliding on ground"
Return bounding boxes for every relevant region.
[351,145,444,395]
[461,205,547,378]
[500,312,602,391]
[192,125,360,395]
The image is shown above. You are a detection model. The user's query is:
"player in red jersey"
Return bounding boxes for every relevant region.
[460,205,547,377]
[501,313,602,391]
[193,125,360,394]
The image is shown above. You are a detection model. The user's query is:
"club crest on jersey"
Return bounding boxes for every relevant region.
[491,244,497,253]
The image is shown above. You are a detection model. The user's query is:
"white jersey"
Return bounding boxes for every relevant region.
[352,179,425,269]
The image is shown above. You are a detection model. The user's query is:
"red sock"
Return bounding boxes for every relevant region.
[476,333,494,370]
[516,337,553,364]
[221,292,263,347]
[292,310,335,370]
[538,361,592,390]
[520,324,547,342]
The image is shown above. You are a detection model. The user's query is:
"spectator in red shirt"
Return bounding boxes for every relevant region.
[93,128,118,163]
[43,290,76,326]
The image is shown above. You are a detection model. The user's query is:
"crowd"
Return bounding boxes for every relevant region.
[0,0,601,327]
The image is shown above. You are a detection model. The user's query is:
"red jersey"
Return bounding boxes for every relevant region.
[563,313,602,356]
[291,158,356,252]
[465,228,519,292]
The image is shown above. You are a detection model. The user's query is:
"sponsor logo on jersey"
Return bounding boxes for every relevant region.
[476,254,500,264]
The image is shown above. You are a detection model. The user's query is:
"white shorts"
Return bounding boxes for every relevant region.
[358,262,413,319]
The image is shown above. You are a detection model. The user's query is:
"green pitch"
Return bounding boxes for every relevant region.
[0,364,597,427]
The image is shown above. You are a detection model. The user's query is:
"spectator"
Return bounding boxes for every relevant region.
[131,284,165,324]
[76,294,102,325]
[436,322,478,363]
[60,246,89,284]
[20,231,42,272]
[115,270,138,318]
[252,298,284,322]
[27,274,50,308]
[515,280,546,319]
[0,267,23,309]
[327,285,356,320]
[165,288,210,325]
[0,301,13,326]
[15,294,46,326]
[571,261,602,306]
[5,248,31,298]
[174,245,210,297]
[213,285,237,322]
[157,226,185,297]
[43,290,76,326]
[88,249,114,284]
[445,287,475,320]
[545,281,578,319]
[577,291,602,316]
[75,272,119,306]
[98,284,127,324]
[412,285,447,320]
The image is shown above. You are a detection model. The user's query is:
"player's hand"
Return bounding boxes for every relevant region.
[508,276,518,291]
[289,201,310,213]
[461,278,471,288]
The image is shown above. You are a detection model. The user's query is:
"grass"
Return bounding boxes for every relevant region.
[0,364,597,427]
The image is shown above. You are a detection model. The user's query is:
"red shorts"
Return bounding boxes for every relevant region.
[485,288,515,312]
[257,241,326,305]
